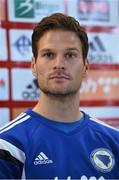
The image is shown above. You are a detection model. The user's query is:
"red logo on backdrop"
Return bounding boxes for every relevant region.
[0,79,5,87]
[80,70,119,101]
[77,0,109,21]
[0,0,6,21]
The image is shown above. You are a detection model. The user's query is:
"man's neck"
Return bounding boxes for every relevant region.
[33,93,82,122]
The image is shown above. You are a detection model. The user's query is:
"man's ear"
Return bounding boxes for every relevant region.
[31,57,37,77]
[83,59,89,78]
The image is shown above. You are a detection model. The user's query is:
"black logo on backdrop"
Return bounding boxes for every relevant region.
[22,79,39,100]
[88,35,113,64]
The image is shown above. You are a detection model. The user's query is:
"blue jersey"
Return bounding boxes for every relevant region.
[0,108,119,179]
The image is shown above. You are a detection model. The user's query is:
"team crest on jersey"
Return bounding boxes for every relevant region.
[90,148,115,172]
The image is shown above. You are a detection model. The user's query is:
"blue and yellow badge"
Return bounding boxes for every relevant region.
[90,148,115,172]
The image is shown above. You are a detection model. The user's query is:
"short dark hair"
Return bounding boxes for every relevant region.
[32,13,89,61]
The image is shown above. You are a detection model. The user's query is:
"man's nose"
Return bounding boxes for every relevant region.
[53,55,65,69]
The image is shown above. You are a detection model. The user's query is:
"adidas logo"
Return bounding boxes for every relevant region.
[34,152,53,165]
[89,36,106,52]
[22,79,39,100]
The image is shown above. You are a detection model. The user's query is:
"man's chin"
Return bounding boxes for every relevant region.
[41,89,78,98]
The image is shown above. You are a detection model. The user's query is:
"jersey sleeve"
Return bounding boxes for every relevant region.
[111,130,119,169]
[0,138,24,179]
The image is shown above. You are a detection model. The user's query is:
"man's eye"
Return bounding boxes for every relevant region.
[43,52,54,59]
[65,52,76,59]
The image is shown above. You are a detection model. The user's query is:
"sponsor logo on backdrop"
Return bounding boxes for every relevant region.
[0,69,9,100]
[8,0,64,22]
[88,33,119,64]
[0,0,6,21]
[77,0,109,21]
[13,35,32,56]
[14,0,34,18]
[80,70,119,101]
[0,29,8,61]
[12,69,39,101]
[9,29,32,61]
[0,79,5,88]
[88,35,112,64]
[22,79,39,100]
[89,36,106,52]
[81,77,119,94]
[67,0,118,26]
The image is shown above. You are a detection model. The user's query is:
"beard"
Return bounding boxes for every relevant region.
[38,80,81,99]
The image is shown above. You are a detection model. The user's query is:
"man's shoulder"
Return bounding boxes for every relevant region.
[0,109,41,154]
[0,110,31,135]
[87,114,119,138]
[0,109,40,145]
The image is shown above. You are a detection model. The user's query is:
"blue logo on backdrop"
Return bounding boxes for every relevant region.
[14,35,31,56]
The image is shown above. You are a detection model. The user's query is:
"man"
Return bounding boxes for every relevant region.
[0,13,119,179]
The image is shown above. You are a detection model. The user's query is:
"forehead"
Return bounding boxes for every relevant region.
[37,29,82,50]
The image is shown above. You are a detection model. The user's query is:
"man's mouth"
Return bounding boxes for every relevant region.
[49,75,70,80]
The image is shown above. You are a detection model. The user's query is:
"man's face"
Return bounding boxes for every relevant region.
[32,29,88,97]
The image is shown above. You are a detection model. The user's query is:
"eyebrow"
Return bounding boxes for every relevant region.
[40,48,81,53]
[65,48,81,52]
[39,48,52,53]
